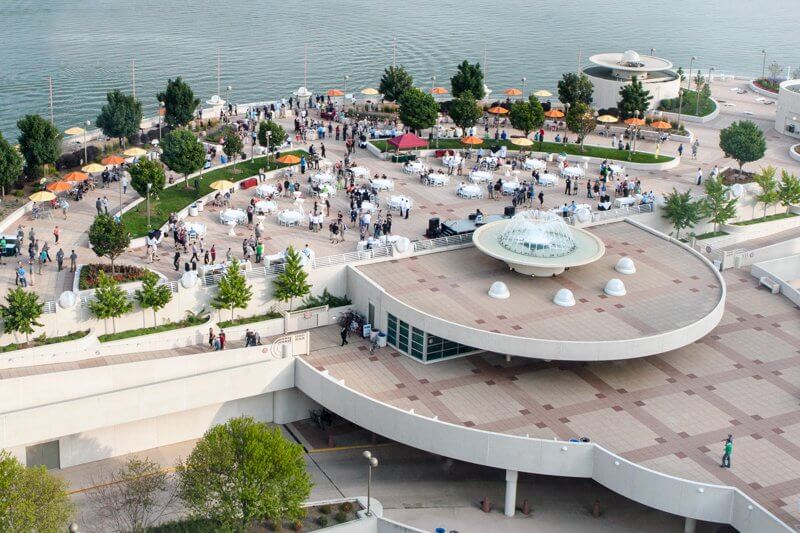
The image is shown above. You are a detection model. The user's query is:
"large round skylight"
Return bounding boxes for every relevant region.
[497,211,576,258]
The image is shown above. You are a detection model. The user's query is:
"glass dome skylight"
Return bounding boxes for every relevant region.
[497,211,576,258]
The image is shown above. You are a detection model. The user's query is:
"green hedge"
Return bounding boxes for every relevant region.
[734,212,797,226]
[98,313,209,342]
[659,90,716,117]
[217,310,283,328]
[0,330,90,353]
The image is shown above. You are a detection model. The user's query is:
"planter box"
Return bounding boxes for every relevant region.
[98,319,213,357]
[0,330,99,370]
[721,213,800,238]
[790,144,800,163]
[749,80,779,99]
[659,98,720,124]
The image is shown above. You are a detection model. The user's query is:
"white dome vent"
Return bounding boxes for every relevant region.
[621,50,642,66]
[488,281,510,299]
[604,278,627,297]
[615,257,636,275]
[553,288,576,307]
[180,271,198,289]
[58,291,78,309]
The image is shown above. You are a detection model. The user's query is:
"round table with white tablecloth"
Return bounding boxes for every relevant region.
[387,195,413,212]
[359,201,377,213]
[523,158,547,171]
[469,170,493,183]
[277,209,303,226]
[349,166,370,178]
[256,184,278,198]
[371,178,394,191]
[425,173,450,186]
[184,222,206,238]
[319,183,337,197]
[538,173,559,187]
[608,164,625,176]
[457,183,483,199]
[614,196,638,208]
[404,161,426,174]
[254,200,277,215]
[501,180,521,195]
[442,155,462,168]
[561,166,584,179]
[311,173,336,185]
[219,208,247,224]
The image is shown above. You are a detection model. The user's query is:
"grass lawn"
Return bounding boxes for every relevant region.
[370,138,673,164]
[0,330,90,353]
[217,311,283,328]
[98,317,208,342]
[659,89,716,117]
[734,212,797,226]
[121,151,306,238]
[695,230,728,240]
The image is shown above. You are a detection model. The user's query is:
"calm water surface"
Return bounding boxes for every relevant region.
[1,0,797,138]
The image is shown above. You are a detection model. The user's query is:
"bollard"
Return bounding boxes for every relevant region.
[522,499,531,515]
[592,500,601,518]
[481,496,491,513]
[281,342,290,359]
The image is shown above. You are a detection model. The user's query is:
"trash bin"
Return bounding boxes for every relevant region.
[196,199,205,212]
[188,204,199,217]
[377,331,387,348]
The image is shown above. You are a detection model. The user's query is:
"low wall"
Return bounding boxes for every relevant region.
[749,80,779,99]
[751,254,800,307]
[0,201,34,235]
[660,97,720,124]
[0,330,99,370]
[721,213,800,237]
[96,319,212,357]
[790,144,800,163]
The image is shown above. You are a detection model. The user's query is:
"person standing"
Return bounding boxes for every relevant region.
[696,168,703,186]
[17,263,27,288]
[69,249,78,272]
[102,196,109,214]
[53,225,60,244]
[564,177,571,195]
[95,197,103,215]
[173,251,181,271]
[538,191,545,207]
[721,434,733,468]
[56,248,64,271]
[210,244,217,263]
[340,325,349,346]
[122,175,128,194]
[691,139,700,160]
[0,235,5,265]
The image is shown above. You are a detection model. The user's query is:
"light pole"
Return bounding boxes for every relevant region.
[146,182,152,229]
[266,131,272,164]
[761,49,767,79]
[677,56,697,128]
[697,67,715,112]
[344,75,350,111]
[158,101,164,140]
[521,77,527,99]
[363,450,379,516]
[630,110,641,160]
[564,102,570,144]
[83,120,90,165]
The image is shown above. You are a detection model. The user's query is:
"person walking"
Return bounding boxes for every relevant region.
[0,235,5,265]
[696,168,703,186]
[721,434,733,468]
[56,248,64,271]
[173,251,181,271]
[122,175,128,194]
[69,249,78,272]
[53,225,60,244]
[538,191,545,207]
[691,139,700,160]
[95,197,103,215]
[340,326,349,346]
[677,143,684,157]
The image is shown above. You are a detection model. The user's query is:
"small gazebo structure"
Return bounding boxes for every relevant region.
[387,133,428,152]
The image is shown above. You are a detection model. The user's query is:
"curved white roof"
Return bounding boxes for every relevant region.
[589,52,673,72]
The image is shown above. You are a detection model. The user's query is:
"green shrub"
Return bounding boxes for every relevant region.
[319,505,331,515]
[12,190,24,197]
[316,516,328,527]
[79,263,147,290]
[340,501,354,513]
[291,520,303,531]
[298,289,351,310]
[334,511,348,523]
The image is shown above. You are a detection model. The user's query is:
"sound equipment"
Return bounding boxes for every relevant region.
[504,206,516,217]
[426,217,441,238]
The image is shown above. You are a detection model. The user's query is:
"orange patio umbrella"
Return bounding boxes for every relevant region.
[544,109,565,118]
[650,120,672,130]
[326,89,345,97]
[503,88,523,96]
[624,117,646,126]
[101,155,125,165]
[276,154,301,164]
[430,87,449,95]
[461,136,484,145]
[46,181,73,193]
[487,106,509,115]
[63,171,89,182]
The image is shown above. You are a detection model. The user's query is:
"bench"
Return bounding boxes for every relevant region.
[759,276,781,294]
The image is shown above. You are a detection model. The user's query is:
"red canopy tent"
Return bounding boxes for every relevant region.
[387,133,428,150]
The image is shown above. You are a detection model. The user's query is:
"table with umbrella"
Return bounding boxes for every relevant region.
[101,156,126,166]
[533,90,552,99]
[276,154,301,165]
[29,191,56,219]
[487,106,509,115]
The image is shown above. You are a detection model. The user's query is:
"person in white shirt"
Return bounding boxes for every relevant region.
[696,168,703,186]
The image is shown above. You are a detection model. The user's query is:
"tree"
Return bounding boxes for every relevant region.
[379,65,414,102]
[161,129,205,188]
[701,177,738,233]
[258,121,287,151]
[223,130,244,172]
[565,102,597,150]
[86,456,178,533]
[662,188,700,239]
[157,77,200,128]
[272,247,311,311]
[676,66,686,84]
[509,97,545,137]
[96,89,143,147]
[16,114,60,179]
[448,91,482,130]
[719,120,766,175]
[753,166,780,219]
[89,271,134,332]
[129,158,166,199]
[0,132,23,197]
[767,61,783,80]
[398,88,438,134]
[0,287,43,344]
[693,72,706,92]
[557,72,593,107]
[177,417,312,532]
[135,271,172,326]
[0,450,74,532]
[778,170,800,213]
[211,259,253,321]
[617,76,653,118]
[450,60,485,100]
[89,214,131,273]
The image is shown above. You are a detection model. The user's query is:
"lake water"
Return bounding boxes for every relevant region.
[1,0,796,138]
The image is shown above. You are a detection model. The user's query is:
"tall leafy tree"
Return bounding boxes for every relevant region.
[135,271,173,326]
[129,158,166,199]
[450,60,485,100]
[272,246,311,311]
[448,91,482,130]
[88,214,131,273]
[223,130,244,172]
[177,416,312,532]
[753,166,780,219]
[719,120,767,176]
[701,177,738,233]
[565,102,597,150]
[211,259,253,320]
[509,96,545,139]
[661,188,700,240]
[96,89,143,147]
[379,65,414,102]
[0,132,23,196]
[557,72,593,107]
[778,170,800,213]
[161,129,205,188]
[16,114,60,179]
[617,76,653,118]
[0,287,44,344]
[398,88,438,134]
[258,121,287,151]
[88,271,134,333]
[157,77,200,128]
[0,450,74,532]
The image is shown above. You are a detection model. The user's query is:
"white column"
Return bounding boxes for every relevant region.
[504,469,518,517]
[684,517,696,533]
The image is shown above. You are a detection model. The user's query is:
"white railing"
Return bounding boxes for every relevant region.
[268,331,310,358]
[412,232,474,252]
[42,300,56,314]
[310,245,394,269]
[565,203,654,225]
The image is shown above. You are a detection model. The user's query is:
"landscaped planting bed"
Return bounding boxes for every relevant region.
[79,264,147,290]
[0,330,90,353]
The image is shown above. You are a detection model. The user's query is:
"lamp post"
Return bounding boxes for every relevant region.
[146,182,152,229]
[363,450,379,516]
[521,77,527,99]
[158,102,164,140]
[630,110,641,159]
[344,75,350,111]
[564,102,570,144]
[697,67,715,112]
[761,49,767,79]
[265,131,272,166]
[677,56,697,129]
[83,120,90,165]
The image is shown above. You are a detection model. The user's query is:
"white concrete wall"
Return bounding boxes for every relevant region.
[751,254,800,307]
[587,73,680,111]
[775,80,800,140]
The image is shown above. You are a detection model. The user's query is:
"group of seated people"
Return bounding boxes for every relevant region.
[244,329,262,347]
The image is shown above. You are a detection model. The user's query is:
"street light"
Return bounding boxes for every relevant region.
[564,102,570,144]
[83,120,90,165]
[146,182,152,229]
[761,49,767,79]
[630,110,641,160]
[697,67,715,112]
[521,77,527,98]
[363,450,379,516]
[266,131,272,164]
[677,56,697,128]
[158,101,165,140]
[344,75,350,110]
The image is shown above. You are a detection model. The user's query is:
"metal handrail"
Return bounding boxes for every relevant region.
[565,202,654,225]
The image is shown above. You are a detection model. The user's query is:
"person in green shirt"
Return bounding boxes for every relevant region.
[721,434,733,468]
[255,241,264,264]
[0,236,5,265]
